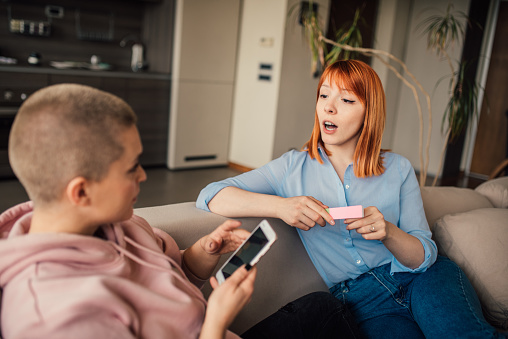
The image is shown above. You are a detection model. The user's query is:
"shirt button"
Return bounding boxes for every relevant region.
[356,259,361,264]
[345,238,350,242]
[345,185,350,189]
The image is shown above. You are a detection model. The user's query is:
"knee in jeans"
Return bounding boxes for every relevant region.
[434,256,462,274]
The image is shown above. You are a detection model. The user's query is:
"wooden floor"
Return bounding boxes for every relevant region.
[0,165,242,214]
[424,172,487,189]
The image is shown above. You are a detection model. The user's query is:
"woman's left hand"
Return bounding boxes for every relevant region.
[345,206,391,241]
[200,219,251,256]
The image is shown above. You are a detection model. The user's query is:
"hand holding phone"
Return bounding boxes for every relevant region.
[205,265,257,334]
[215,220,277,284]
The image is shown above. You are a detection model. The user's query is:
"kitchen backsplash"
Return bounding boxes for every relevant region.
[0,0,169,72]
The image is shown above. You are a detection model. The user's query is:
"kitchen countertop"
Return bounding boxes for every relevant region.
[0,65,171,80]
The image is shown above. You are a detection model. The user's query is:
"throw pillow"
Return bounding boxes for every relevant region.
[433,208,508,330]
[475,176,508,208]
[420,186,493,231]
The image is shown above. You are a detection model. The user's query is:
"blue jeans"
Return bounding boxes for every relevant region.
[242,291,361,338]
[330,256,506,338]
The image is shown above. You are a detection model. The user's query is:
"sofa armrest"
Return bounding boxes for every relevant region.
[134,202,327,335]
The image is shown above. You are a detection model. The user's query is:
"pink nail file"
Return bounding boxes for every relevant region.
[326,205,364,219]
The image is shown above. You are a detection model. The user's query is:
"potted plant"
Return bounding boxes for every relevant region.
[417,3,483,186]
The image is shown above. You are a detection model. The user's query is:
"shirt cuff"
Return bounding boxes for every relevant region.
[390,237,437,274]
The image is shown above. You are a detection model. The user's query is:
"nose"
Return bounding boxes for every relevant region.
[138,166,147,183]
[324,101,336,114]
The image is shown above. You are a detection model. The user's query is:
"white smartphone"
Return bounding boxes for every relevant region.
[215,219,277,284]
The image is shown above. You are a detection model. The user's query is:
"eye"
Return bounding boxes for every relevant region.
[342,98,355,104]
[319,94,328,99]
[128,163,140,173]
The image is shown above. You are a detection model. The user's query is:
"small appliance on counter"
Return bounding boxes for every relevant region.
[28,52,41,66]
[120,35,146,72]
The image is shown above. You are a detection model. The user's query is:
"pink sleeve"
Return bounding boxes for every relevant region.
[151,227,182,266]
[150,227,207,288]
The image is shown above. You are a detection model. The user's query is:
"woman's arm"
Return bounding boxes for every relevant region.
[208,187,282,218]
[209,187,335,230]
[199,266,257,339]
[381,221,425,269]
[199,151,334,229]
[345,206,425,269]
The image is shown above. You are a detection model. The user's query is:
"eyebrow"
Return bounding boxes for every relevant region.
[131,152,142,165]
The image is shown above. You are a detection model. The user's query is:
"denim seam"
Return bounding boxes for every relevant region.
[367,271,408,309]
[456,265,496,336]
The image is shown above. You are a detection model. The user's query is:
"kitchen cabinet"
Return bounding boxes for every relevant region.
[126,78,169,165]
[0,0,174,173]
[1,68,170,167]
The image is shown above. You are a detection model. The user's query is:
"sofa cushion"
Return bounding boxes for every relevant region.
[433,208,508,330]
[475,176,508,208]
[420,186,493,230]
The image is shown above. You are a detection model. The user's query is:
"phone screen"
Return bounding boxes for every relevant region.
[221,227,269,280]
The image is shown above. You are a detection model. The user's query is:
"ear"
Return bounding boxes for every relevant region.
[65,177,91,206]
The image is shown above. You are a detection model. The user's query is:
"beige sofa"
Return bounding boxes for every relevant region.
[135,176,508,335]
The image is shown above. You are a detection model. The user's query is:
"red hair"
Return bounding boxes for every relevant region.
[303,59,387,178]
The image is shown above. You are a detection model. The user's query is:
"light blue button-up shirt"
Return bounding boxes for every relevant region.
[197,148,437,288]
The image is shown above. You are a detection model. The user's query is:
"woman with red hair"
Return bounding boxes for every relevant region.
[197,60,502,338]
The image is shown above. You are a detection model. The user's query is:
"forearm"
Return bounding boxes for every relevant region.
[382,222,425,269]
[199,317,227,339]
[209,187,283,218]
[183,238,220,280]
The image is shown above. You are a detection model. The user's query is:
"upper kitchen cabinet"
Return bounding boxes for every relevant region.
[0,0,175,73]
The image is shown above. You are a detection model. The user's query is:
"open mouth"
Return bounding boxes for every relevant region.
[324,121,337,131]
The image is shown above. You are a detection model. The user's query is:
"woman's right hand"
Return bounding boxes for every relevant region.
[200,266,257,339]
[276,196,335,230]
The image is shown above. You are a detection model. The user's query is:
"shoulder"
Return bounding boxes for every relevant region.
[382,152,414,177]
[280,149,309,161]
[120,215,162,245]
[120,215,181,260]
[383,151,412,168]
[268,149,313,169]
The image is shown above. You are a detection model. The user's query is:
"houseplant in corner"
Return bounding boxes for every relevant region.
[417,3,483,186]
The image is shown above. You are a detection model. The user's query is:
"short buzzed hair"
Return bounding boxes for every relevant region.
[9,83,137,204]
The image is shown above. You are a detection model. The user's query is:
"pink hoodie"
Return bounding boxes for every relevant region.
[0,202,239,339]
